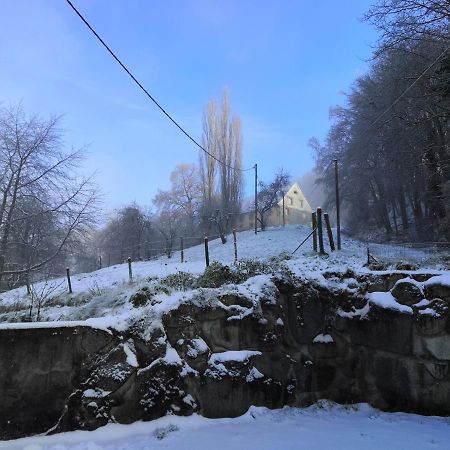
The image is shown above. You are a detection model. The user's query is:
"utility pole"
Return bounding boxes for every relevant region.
[334,159,341,250]
[254,163,258,235]
[282,191,285,227]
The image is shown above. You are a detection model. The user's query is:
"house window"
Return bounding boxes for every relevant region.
[289,197,293,206]
[300,200,303,208]
[293,190,298,194]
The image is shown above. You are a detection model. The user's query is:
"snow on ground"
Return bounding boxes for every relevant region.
[0,225,335,307]
[0,225,448,327]
[0,225,443,304]
[2,402,450,450]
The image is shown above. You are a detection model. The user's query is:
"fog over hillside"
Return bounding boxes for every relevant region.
[297,169,326,211]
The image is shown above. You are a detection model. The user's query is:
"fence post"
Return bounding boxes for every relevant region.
[99,255,102,270]
[127,257,133,282]
[26,272,31,295]
[204,236,210,267]
[233,228,238,263]
[317,207,325,255]
[66,267,73,294]
[180,237,184,263]
[324,213,335,251]
[367,246,371,265]
[312,212,317,252]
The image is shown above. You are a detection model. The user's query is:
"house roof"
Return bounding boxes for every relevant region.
[277,182,312,212]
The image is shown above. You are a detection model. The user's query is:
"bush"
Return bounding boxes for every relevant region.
[129,289,151,307]
[197,262,238,288]
[234,259,271,282]
[159,272,197,291]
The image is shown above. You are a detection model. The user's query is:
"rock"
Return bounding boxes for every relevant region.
[395,261,419,271]
[422,335,450,360]
[3,269,450,440]
[365,273,413,293]
[391,278,424,306]
[218,293,253,308]
[424,275,450,303]
[0,326,116,439]
[414,299,449,336]
[368,262,389,271]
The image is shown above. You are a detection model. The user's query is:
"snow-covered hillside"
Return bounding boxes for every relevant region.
[0,225,447,327]
[3,402,450,450]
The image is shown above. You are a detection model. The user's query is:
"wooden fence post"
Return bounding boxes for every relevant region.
[66,267,73,294]
[233,229,238,263]
[324,213,335,251]
[317,207,325,255]
[127,257,133,282]
[180,237,184,263]
[204,236,210,267]
[99,255,102,270]
[312,212,317,252]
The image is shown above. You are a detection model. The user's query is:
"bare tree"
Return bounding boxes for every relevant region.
[0,104,99,290]
[257,170,291,231]
[364,1,450,52]
[97,203,154,264]
[153,163,201,235]
[153,204,181,258]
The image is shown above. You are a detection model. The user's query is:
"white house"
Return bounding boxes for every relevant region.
[235,182,312,231]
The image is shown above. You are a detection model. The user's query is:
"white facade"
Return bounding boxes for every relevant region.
[235,182,313,231]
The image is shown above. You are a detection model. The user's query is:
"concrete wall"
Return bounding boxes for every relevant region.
[1,272,450,440]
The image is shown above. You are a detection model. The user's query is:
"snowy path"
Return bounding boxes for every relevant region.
[2,404,450,450]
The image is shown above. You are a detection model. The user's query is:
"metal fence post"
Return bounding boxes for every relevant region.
[312,212,317,252]
[204,236,210,267]
[317,207,325,255]
[233,229,238,263]
[127,257,133,282]
[66,267,73,294]
[324,213,335,251]
[180,237,184,263]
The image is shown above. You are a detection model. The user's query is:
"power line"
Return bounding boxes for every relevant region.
[336,44,450,171]
[64,0,254,173]
[366,43,450,131]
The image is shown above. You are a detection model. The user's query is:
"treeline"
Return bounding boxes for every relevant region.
[313,1,450,241]
[0,90,245,290]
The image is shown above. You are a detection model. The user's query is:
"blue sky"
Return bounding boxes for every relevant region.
[0,0,376,210]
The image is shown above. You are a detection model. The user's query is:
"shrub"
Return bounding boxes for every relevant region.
[197,262,238,288]
[159,272,197,291]
[234,259,271,282]
[129,289,151,307]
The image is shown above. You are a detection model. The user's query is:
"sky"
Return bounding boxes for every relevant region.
[0,0,377,211]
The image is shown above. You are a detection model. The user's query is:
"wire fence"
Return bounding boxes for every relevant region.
[367,242,450,268]
[98,235,223,266]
